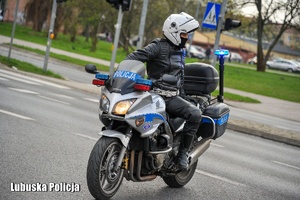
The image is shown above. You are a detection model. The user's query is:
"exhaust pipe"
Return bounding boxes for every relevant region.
[129,150,156,182]
[136,151,157,181]
[188,138,212,165]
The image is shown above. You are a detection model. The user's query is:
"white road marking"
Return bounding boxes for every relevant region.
[0,68,69,89]
[273,161,300,170]
[0,73,41,85]
[196,169,247,187]
[0,109,35,121]
[84,98,99,103]
[9,87,39,95]
[22,77,70,89]
[0,77,8,81]
[38,95,70,105]
[71,132,99,141]
[51,93,75,100]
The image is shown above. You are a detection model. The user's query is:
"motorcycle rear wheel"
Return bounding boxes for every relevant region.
[87,136,124,200]
[163,160,198,188]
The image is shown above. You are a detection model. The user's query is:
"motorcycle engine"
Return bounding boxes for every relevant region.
[154,154,166,168]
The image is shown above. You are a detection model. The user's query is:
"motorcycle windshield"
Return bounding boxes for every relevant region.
[106,60,146,95]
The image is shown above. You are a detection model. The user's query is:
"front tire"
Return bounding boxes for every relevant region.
[87,137,124,200]
[163,160,198,188]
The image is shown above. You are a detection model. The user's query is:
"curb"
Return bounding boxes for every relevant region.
[227,119,300,147]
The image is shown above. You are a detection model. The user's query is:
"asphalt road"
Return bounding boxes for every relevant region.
[1,66,300,200]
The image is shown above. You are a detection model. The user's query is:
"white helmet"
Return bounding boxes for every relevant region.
[162,12,199,46]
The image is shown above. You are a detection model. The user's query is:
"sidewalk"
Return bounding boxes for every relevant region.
[1,35,300,147]
[225,88,300,122]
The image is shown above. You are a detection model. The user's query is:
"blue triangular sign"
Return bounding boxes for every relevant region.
[202,2,221,29]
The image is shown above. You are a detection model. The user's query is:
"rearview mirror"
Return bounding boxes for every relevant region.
[85,64,98,74]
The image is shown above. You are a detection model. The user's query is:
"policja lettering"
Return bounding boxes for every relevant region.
[113,70,137,81]
[48,182,80,192]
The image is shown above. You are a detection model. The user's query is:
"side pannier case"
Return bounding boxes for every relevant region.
[183,63,219,96]
[196,102,230,140]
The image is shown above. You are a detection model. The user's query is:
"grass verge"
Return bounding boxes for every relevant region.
[0,55,63,79]
[212,90,261,103]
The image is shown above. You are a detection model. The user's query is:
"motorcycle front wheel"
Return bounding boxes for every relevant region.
[87,136,124,200]
[162,160,198,188]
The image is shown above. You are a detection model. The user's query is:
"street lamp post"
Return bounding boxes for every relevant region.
[8,0,20,59]
[136,0,148,49]
[109,5,124,75]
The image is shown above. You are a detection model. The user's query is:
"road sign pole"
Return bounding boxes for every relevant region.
[109,5,124,75]
[43,0,57,71]
[212,0,228,67]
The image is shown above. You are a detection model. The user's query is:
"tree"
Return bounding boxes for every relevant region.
[23,0,203,53]
[24,0,70,39]
[71,0,111,52]
[235,0,300,72]
[24,0,51,32]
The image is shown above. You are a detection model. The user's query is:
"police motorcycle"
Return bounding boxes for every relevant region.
[85,50,230,200]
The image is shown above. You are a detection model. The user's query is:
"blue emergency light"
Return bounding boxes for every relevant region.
[95,73,109,80]
[214,49,229,56]
[135,78,152,86]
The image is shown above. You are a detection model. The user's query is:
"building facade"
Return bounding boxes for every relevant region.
[1,0,29,23]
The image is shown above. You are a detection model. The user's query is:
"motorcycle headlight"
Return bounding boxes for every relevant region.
[100,94,110,113]
[112,99,136,115]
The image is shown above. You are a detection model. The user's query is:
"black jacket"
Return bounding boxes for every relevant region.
[125,38,186,91]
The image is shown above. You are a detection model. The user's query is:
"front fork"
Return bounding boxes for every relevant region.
[112,128,132,172]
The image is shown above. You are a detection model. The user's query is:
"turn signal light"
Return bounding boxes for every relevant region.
[135,117,144,127]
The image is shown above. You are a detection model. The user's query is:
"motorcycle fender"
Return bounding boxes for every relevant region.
[97,130,130,147]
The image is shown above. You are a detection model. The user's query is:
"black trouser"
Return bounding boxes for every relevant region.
[164,96,202,149]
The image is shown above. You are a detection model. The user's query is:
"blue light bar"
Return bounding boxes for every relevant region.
[136,78,152,86]
[95,73,109,80]
[215,49,229,56]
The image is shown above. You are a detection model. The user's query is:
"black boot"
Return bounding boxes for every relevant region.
[177,133,194,171]
[177,148,188,170]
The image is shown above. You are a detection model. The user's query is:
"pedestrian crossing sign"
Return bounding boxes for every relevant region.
[202,2,221,29]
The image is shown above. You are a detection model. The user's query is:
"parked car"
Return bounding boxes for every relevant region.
[193,45,205,53]
[98,32,112,42]
[185,44,205,59]
[225,52,243,63]
[0,10,3,22]
[291,59,300,65]
[266,59,300,73]
[247,56,257,64]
